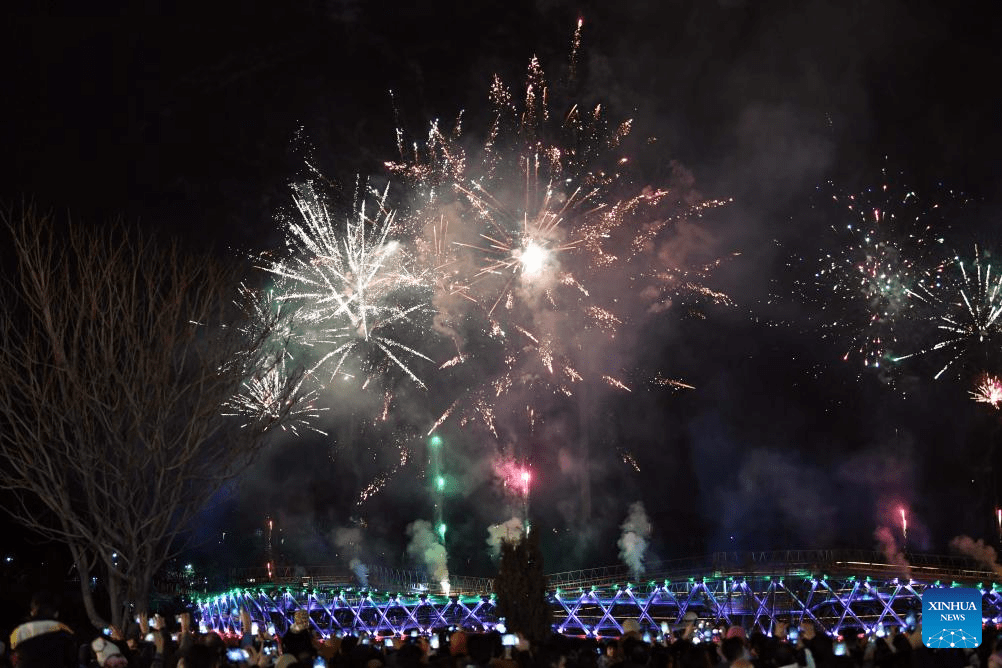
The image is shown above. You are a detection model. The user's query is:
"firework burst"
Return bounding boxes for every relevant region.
[388,33,731,441]
[793,172,959,374]
[972,374,1002,408]
[262,179,435,389]
[224,359,328,436]
[896,248,1002,379]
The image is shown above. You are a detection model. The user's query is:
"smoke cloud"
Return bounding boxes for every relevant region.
[348,558,370,588]
[618,501,652,578]
[874,526,911,578]
[487,517,525,558]
[406,519,450,592]
[950,535,1002,579]
[333,526,369,587]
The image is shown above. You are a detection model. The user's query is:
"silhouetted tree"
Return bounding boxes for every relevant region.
[494,526,552,643]
[0,206,301,632]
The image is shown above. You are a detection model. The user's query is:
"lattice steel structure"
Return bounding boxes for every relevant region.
[197,551,1002,639]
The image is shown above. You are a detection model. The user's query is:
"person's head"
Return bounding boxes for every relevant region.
[125,623,142,650]
[178,644,222,668]
[340,635,359,654]
[773,642,796,668]
[91,638,128,668]
[720,637,745,663]
[676,643,712,668]
[622,637,651,665]
[468,633,494,666]
[397,642,424,668]
[450,630,468,656]
[29,591,58,619]
[622,619,641,640]
[748,632,769,659]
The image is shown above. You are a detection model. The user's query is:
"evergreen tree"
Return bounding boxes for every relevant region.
[493,526,552,643]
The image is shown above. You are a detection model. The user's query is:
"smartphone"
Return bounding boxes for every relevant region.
[150,617,158,630]
[410,630,418,638]
[227,649,249,662]
[267,624,276,636]
[788,628,799,642]
[502,634,517,647]
[313,658,326,668]
[103,628,112,636]
[251,622,259,635]
[262,643,277,656]
[362,637,370,645]
[384,638,395,648]
[145,633,155,642]
[430,635,440,650]
[834,642,847,656]
[643,632,652,643]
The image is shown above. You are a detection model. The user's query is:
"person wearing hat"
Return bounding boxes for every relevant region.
[8,592,76,668]
[91,638,129,668]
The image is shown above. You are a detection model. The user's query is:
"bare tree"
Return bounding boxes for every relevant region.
[0,206,300,631]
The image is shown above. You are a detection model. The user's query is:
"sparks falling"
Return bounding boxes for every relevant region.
[900,507,908,541]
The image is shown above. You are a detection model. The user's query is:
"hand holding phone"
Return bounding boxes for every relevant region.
[226,648,249,662]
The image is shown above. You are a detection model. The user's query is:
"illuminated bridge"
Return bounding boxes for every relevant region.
[196,550,1002,639]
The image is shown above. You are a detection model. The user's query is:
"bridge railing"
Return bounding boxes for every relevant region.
[222,550,996,598]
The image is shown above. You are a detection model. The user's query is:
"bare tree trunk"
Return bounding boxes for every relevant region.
[0,207,301,632]
[68,541,107,629]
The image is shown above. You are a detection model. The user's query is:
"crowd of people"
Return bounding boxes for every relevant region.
[1,593,997,668]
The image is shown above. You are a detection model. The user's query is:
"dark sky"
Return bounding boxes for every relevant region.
[4,0,1002,579]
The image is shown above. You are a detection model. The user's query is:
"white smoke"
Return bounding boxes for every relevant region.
[487,517,525,558]
[406,519,450,593]
[950,535,1002,578]
[874,526,911,578]
[618,501,652,579]
[333,526,368,587]
[349,558,370,588]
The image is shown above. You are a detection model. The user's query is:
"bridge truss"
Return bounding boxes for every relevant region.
[197,551,1002,639]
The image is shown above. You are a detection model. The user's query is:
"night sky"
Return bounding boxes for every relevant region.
[4,1,1002,583]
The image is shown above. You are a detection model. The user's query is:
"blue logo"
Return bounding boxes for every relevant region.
[922,587,982,648]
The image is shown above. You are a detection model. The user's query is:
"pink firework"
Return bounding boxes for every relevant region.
[972,375,1002,408]
[495,458,532,497]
